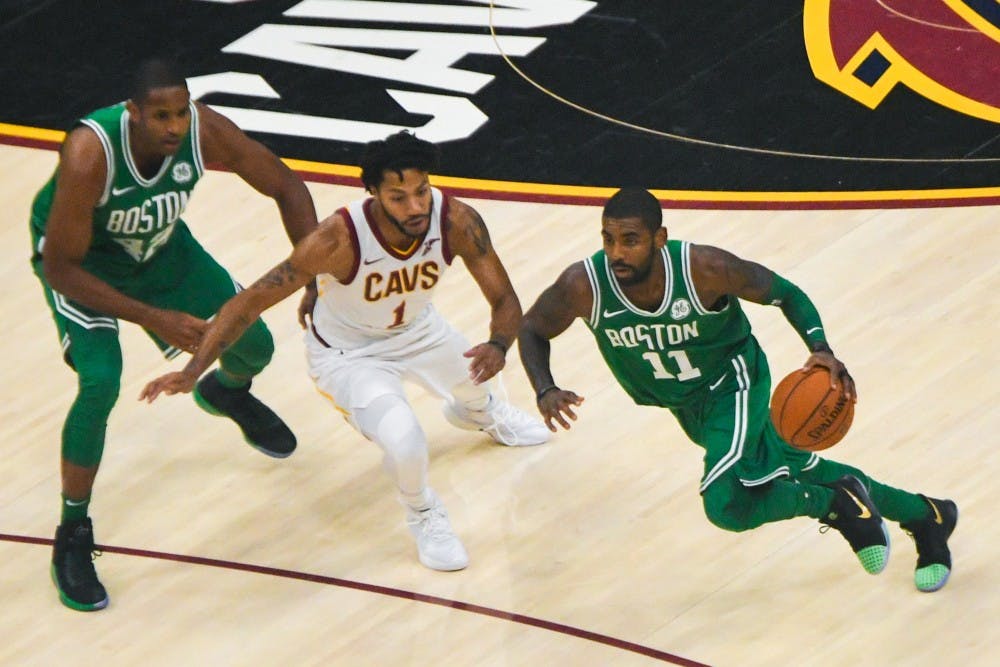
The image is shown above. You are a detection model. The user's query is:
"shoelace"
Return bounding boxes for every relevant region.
[67,540,103,581]
[483,400,529,446]
[73,539,103,562]
[70,526,103,560]
[478,374,528,445]
[418,506,453,540]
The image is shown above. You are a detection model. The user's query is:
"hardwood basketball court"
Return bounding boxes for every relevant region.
[1,141,997,666]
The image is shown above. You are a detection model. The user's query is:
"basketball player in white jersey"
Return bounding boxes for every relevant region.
[141,131,549,571]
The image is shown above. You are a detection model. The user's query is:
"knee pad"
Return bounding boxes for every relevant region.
[220,320,274,377]
[704,505,751,533]
[73,353,122,418]
[63,370,121,467]
[353,394,428,471]
[702,485,753,533]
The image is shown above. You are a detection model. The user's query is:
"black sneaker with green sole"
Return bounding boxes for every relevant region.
[194,372,296,458]
[901,495,957,592]
[820,475,891,574]
[52,517,108,611]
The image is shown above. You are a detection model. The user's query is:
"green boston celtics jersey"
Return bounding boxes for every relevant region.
[583,240,752,408]
[30,101,204,282]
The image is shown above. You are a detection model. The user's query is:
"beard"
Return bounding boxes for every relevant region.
[386,201,434,239]
[610,258,655,286]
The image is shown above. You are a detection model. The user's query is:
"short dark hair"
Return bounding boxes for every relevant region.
[360,131,440,190]
[603,187,663,232]
[130,58,187,104]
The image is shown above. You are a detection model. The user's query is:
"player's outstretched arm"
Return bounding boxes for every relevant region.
[197,102,318,245]
[445,197,522,384]
[518,262,592,432]
[139,257,311,401]
[689,244,855,399]
[140,216,351,402]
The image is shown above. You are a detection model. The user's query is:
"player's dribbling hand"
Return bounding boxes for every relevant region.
[139,371,199,403]
[537,387,585,432]
[804,351,857,402]
[464,341,506,384]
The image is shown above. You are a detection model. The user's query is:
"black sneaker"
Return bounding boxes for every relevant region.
[819,475,891,574]
[194,372,296,458]
[51,518,108,611]
[901,495,958,592]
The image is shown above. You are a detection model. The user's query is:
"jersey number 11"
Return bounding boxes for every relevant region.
[642,350,702,381]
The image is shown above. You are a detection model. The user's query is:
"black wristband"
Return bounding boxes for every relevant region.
[487,339,508,355]
[809,340,833,354]
[536,385,559,401]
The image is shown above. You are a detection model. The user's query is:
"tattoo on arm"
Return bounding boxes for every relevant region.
[199,315,248,367]
[734,260,773,301]
[256,260,298,289]
[465,208,492,256]
[711,248,771,302]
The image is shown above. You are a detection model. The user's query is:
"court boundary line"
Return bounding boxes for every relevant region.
[1,532,710,667]
[4,123,998,210]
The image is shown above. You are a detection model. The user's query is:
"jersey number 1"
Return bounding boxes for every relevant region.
[389,301,406,328]
[642,350,702,381]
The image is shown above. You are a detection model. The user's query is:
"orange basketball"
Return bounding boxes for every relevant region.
[770,367,854,451]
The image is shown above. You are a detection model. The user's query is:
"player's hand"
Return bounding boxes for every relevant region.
[146,309,208,354]
[804,351,857,402]
[464,341,507,384]
[537,387,585,432]
[297,281,318,329]
[139,371,200,403]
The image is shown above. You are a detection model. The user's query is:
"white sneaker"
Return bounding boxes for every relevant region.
[405,492,469,571]
[443,396,551,447]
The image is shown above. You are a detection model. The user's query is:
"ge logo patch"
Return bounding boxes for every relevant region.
[670,298,692,320]
[172,161,193,184]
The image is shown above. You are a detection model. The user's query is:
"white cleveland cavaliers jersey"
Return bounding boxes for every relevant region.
[310,187,454,349]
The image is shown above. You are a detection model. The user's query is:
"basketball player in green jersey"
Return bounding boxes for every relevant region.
[29,59,317,611]
[518,187,957,593]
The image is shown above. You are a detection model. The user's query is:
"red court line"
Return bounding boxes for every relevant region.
[1,134,60,151]
[1,532,711,667]
[3,128,999,210]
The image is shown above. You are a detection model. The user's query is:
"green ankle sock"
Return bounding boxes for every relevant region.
[867,483,930,524]
[61,495,90,523]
